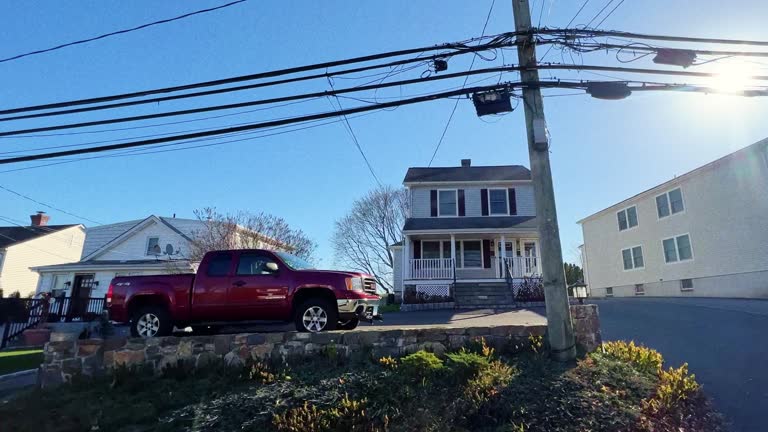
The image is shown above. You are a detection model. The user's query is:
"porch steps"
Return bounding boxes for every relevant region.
[453,282,515,308]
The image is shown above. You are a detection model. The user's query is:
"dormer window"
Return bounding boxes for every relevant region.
[438,190,458,216]
[146,237,160,255]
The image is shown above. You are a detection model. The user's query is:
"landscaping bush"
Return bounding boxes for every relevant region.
[600,340,663,375]
[399,350,444,376]
[513,276,545,302]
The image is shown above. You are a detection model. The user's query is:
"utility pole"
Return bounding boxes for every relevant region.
[512,0,576,361]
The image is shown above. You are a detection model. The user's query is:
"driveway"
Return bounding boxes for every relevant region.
[595,297,768,432]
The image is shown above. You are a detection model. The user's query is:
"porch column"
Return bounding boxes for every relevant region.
[499,235,506,279]
[450,234,456,278]
[403,235,410,279]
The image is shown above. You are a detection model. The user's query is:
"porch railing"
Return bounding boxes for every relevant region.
[407,258,455,280]
[0,296,107,348]
[498,256,541,279]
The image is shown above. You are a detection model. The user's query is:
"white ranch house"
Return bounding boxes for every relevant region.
[392,159,541,307]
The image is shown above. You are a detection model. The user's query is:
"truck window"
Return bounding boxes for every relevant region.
[237,253,277,275]
[206,253,233,276]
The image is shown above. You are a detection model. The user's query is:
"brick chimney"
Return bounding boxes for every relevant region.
[461,159,471,167]
[30,211,50,227]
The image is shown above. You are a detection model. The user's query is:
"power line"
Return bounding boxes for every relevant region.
[326,79,382,186]
[584,0,615,28]
[0,1,247,65]
[540,0,590,62]
[540,28,768,47]
[0,44,506,122]
[0,83,517,165]
[0,184,103,225]
[538,62,768,81]
[427,0,497,167]
[0,33,519,116]
[594,0,626,28]
[0,65,522,137]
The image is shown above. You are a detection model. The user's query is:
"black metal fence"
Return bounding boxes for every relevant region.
[0,296,107,348]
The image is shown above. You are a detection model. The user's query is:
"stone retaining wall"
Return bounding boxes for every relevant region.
[40,305,601,387]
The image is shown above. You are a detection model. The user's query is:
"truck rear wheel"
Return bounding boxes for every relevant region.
[130,306,172,338]
[295,298,337,332]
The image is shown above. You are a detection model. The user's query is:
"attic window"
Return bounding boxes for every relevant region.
[146,237,160,255]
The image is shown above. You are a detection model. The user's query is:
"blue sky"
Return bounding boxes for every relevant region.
[1,0,767,266]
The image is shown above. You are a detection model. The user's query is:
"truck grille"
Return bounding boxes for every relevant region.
[363,278,377,294]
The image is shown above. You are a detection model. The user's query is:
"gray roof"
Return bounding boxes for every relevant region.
[403,216,536,231]
[403,165,531,183]
[0,225,80,249]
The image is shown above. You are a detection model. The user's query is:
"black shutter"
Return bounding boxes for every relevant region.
[458,189,465,216]
[430,190,438,217]
[508,188,517,215]
[482,240,491,268]
[480,189,489,216]
[413,240,421,259]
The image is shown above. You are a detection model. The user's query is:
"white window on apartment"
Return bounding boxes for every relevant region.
[656,188,684,218]
[460,240,482,268]
[621,246,644,270]
[680,279,694,291]
[635,284,645,295]
[488,189,508,215]
[421,241,453,260]
[146,236,160,255]
[438,190,458,216]
[605,287,614,297]
[51,273,70,297]
[662,234,693,263]
[617,206,638,231]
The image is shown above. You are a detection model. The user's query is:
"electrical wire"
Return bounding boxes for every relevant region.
[584,0,615,28]
[0,184,103,225]
[594,0,626,28]
[0,1,247,64]
[427,0,497,167]
[540,0,590,62]
[539,28,768,47]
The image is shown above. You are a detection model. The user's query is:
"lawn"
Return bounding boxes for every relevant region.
[0,349,43,376]
[1,340,724,432]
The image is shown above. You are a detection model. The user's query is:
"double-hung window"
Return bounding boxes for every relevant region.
[438,190,457,216]
[621,246,644,270]
[617,206,638,231]
[421,241,452,260]
[662,234,693,263]
[488,189,508,215]
[656,188,684,218]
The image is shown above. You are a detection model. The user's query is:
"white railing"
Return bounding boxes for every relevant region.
[499,256,540,278]
[407,258,455,280]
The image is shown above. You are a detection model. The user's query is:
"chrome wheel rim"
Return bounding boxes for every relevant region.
[137,313,160,337]
[302,306,328,332]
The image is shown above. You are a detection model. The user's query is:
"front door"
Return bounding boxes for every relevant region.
[68,274,94,321]
[522,240,539,275]
[227,251,289,320]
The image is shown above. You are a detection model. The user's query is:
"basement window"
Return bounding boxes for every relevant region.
[635,284,645,295]
[605,287,614,297]
[680,279,694,291]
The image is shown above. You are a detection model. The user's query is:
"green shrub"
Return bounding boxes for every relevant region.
[647,363,700,413]
[273,401,330,432]
[464,360,517,406]
[599,341,663,375]
[446,349,491,379]
[400,350,444,375]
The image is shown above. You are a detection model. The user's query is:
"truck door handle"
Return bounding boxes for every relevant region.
[233,280,246,287]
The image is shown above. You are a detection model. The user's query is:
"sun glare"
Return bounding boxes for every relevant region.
[708,62,759,93]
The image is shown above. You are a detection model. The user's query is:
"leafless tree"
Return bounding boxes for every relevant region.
[188,207,317,262]
[331,186,408,291]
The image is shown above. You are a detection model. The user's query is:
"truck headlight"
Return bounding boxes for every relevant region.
[345,277,364,292]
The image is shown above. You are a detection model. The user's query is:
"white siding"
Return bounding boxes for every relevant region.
[81,219,143,258]
[0,226,85,297]
[95,220,196,260]
[392,247,403,295]
[409,182,535,219]
[581,143,768,298]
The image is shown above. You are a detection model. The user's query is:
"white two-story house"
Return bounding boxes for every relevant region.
[579,138,768,299]
[391,159,541,307]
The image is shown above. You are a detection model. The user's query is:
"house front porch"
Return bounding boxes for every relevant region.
[401,233,541,302]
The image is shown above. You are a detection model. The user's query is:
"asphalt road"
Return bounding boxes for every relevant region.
[595,298,768,432]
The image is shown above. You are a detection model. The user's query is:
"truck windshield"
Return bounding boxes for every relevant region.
[275,252,315,270]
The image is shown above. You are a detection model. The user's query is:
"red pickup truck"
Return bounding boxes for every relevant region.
[106,249,381,337]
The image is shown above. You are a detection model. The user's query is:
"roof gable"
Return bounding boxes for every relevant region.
[403,165,531,184]
[0,224,81,249]
[82,216,204,260]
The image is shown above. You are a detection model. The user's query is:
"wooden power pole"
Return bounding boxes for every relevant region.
[512,0,576,361]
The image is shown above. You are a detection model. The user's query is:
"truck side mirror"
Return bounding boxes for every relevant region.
[265,262,279,273]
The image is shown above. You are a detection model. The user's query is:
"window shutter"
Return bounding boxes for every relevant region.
[482,240,491,268]
[508,188,517,215]
[480,189,489,216]
[430,190,437,217]
[413,240,421,259]
[458,190,465,216]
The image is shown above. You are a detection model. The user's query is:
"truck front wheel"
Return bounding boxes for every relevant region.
[130,306,172,338]
[295,298,337,332]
